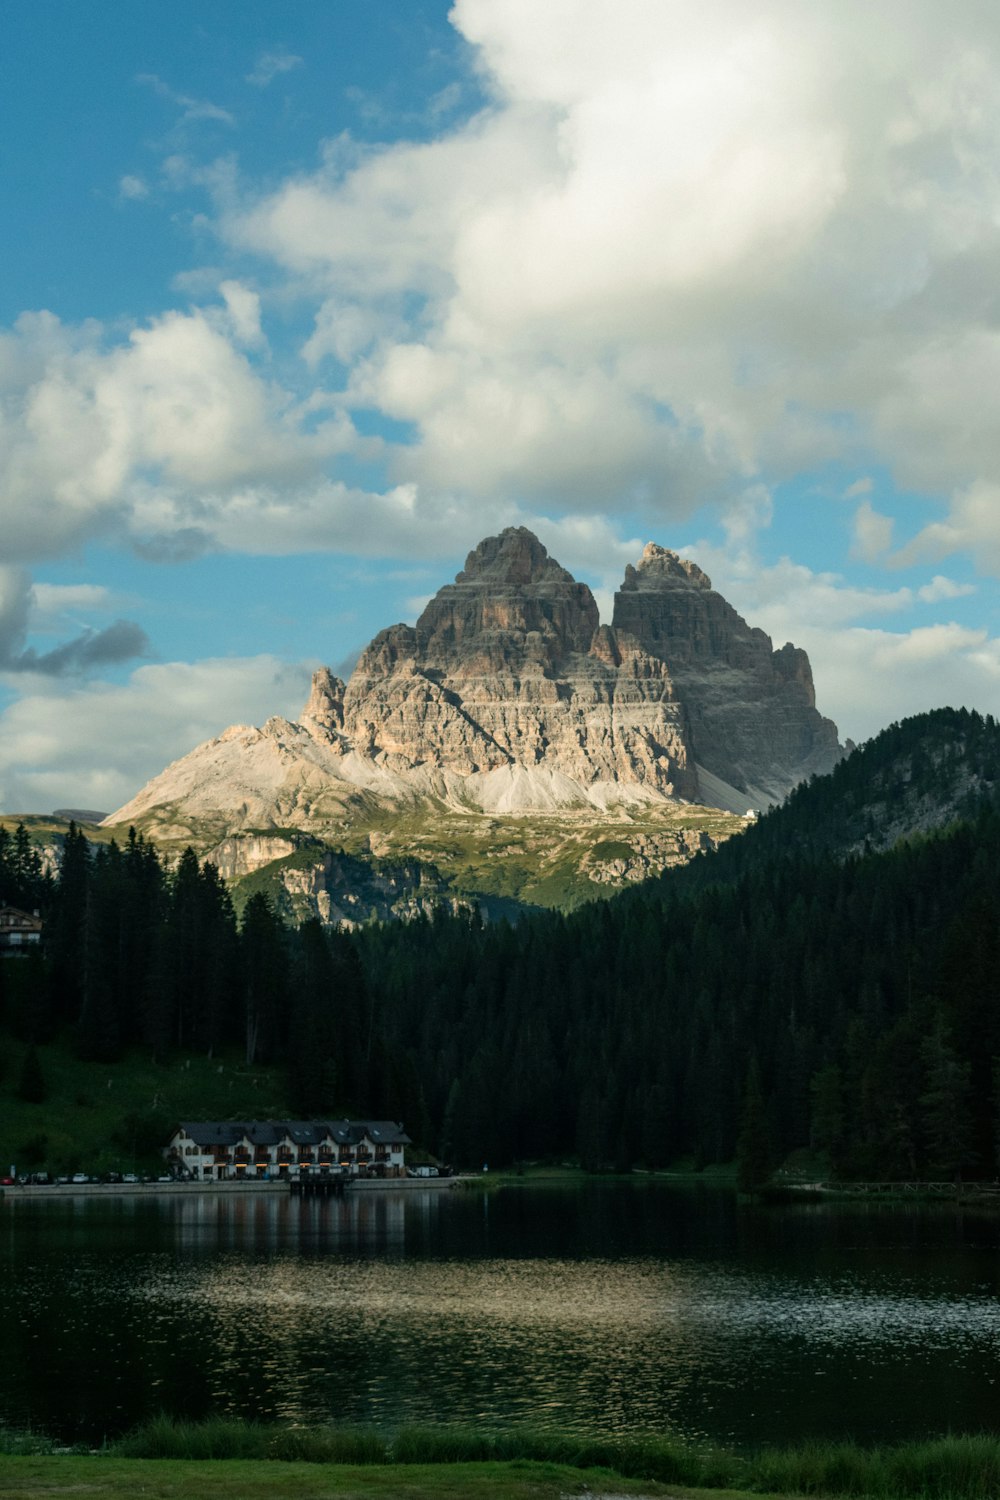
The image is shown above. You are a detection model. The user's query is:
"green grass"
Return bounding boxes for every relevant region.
[0,1040,290,1177]
[6,1422,1000,1499]
[48,1420,1000,1497]
[10,783,748,916]
[113,798,746,914]
[0,1454,692,1498]
[114,1416,387,1465]
[0,814,111,845]
[335,801,746,911]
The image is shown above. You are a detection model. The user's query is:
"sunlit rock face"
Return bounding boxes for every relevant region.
[341,527,697,800]
[106,527,842,845]
[613,543,842,804]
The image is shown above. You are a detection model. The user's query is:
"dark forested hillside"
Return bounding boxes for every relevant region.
[360,804,1000,1176]
[697,706,1000,873]
[3,709,999,1181]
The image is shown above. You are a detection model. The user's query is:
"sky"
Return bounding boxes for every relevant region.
[3,0,1000,815]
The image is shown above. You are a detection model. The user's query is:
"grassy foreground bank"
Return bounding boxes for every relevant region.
[0,1454,692,1500]
[3,1422,1000,1498]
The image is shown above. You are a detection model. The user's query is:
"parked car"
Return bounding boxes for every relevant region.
[71,1173,90,1184]
[101,1171,123,1184]
[28,1173,51,1185]
[122,1173,139,1184]
[0,1176,14,1187]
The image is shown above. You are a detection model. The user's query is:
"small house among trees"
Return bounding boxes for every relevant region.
[0,906,43,956]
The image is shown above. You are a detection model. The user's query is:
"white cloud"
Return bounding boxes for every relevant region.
[205,1,1000,547]
[895,480,1000,574]
[118,174,149,201]
[851,500,895,563]
[721,485,773,547]
[31,583,114,620]
[916,574,976,603]
[807,624,1000,743]
[136,73,235,127]
[688,543,914,635]
[218,280,263,347]
[0,655,312,814]
[246,50,303,89]
[0,566,148,677]
[0,306,348,564]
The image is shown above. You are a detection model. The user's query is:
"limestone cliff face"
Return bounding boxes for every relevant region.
[300,667,346,743]
[612,543,842,803]
[106,528,842,854]
[339,527,697,799]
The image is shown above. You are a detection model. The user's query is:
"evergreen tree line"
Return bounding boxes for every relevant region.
[357,805,1000,1177]
[0,824,426,1128]
[3,709,1000,1178]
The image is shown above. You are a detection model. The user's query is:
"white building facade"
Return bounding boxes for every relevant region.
[165,1119,410,1181]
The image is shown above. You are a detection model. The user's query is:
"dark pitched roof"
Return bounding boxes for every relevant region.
[174,1119,411,1148]
[324,1119,411,1146]
[176,1122,248,1147]
[0,906,43,932]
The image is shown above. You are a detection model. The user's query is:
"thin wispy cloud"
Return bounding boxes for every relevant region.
[246,50,303,88]
[136,73,235,126]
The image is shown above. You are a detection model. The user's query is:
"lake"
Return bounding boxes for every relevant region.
[2,1179,1000,1446]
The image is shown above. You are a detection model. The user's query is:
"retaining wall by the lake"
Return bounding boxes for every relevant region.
[2,1176,462,1200]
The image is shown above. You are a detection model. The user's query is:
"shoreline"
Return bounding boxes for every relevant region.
[5,1421,1000,1500]
[1,1175,463,1201]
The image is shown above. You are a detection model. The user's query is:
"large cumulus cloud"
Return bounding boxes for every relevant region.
[218,0,1000,549]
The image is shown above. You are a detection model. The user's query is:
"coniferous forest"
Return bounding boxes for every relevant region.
[2,707,999,1180]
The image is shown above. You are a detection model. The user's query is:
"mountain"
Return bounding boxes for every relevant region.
[677,705,1000,883]
[104,528,843,913]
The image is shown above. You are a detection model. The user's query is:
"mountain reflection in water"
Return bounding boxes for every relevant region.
[2,1181,999,1445]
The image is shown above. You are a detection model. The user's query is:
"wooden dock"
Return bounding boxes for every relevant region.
[289,1175,347,1198]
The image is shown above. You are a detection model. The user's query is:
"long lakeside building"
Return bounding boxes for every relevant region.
[165,1120,410,1181]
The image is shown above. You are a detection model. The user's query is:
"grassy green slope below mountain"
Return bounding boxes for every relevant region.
[104,798,747,917]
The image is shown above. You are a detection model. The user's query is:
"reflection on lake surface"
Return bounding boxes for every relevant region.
[2,1181,1000,1445]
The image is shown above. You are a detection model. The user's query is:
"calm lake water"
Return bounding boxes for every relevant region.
[3,1180,1000,1446]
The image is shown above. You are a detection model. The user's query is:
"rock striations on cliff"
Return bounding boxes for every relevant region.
[613,543,842,807]
[289,527,839,808]
[331,528,697,803]
[104,528,842,908]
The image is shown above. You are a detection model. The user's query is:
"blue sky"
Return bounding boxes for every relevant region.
[3,0,1000,813]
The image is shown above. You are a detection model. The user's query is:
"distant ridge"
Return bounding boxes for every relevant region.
[672,706,1000,888]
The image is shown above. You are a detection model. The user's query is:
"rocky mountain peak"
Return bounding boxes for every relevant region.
[456,526,575,588]
[340,528,694,795]
[106,527,844,852]
[335,527,841,804]
[613,541,840,802]
[301,667,346,743]
[625,543,713,592]
[409,525,599,665]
